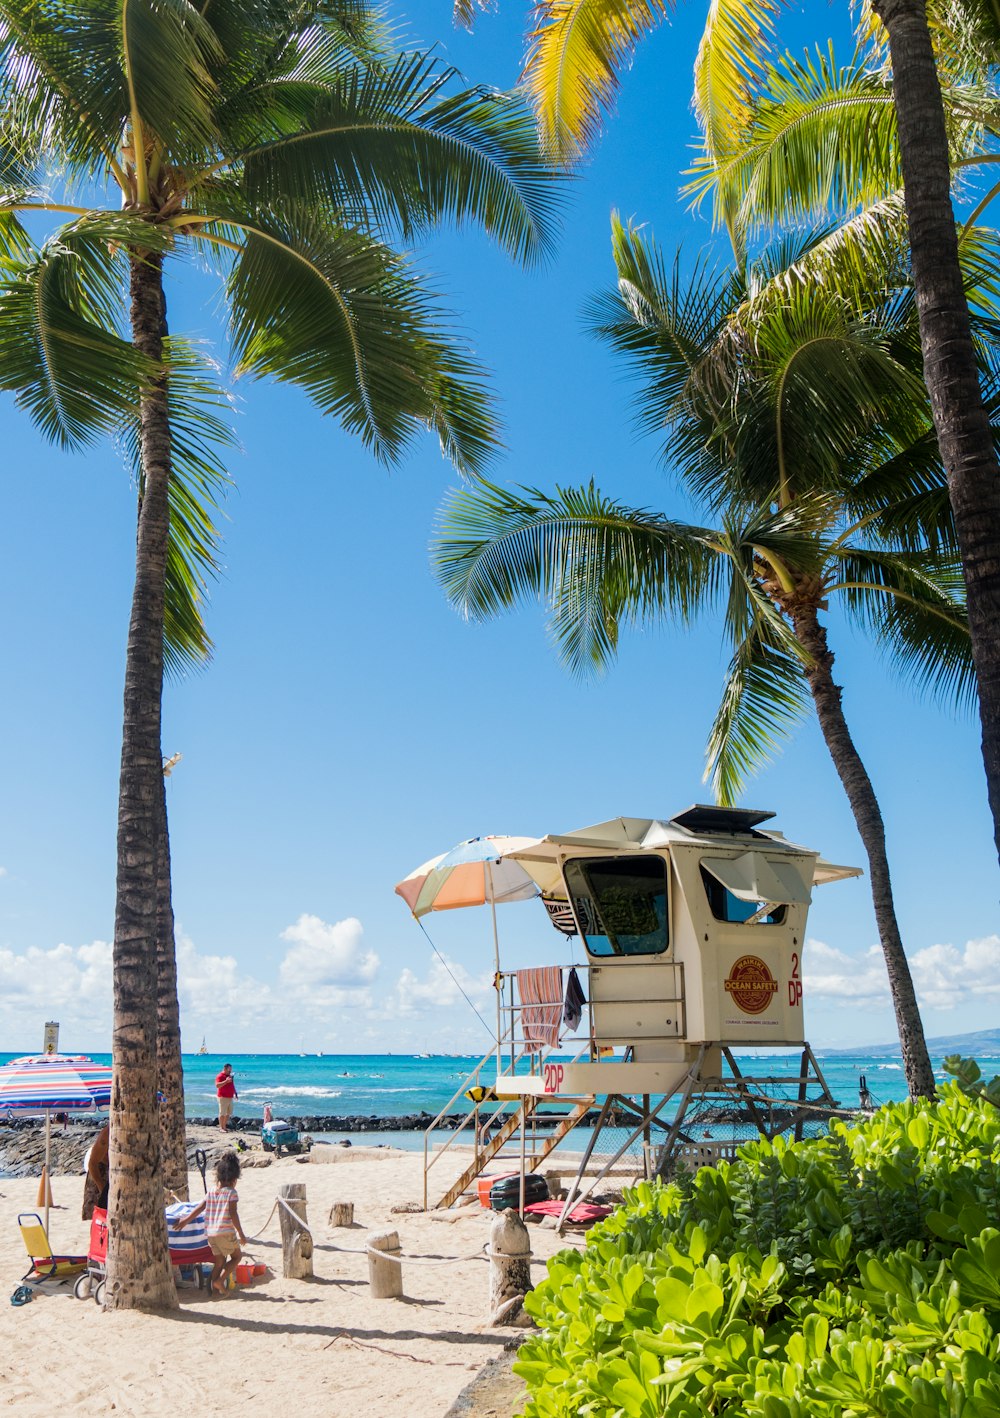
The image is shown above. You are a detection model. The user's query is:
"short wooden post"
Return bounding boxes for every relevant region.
[488,1208,533,1326]
[329,1202,354,1227]
[367,1229,403,1299]
[278,1183,314,1279]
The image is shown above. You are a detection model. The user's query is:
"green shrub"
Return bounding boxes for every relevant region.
[516,1084,1000,1417]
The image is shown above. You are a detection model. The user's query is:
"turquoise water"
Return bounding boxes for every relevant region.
[0,1047,944,1122]
[0,1047,980,1165]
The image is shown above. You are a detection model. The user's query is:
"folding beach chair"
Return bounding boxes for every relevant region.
[18,1212,87,1285]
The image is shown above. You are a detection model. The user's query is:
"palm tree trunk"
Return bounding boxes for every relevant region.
[871,0,1000,870]
[791,599,935,1099]
[106,248,178,1311]
[156,771,188,1200]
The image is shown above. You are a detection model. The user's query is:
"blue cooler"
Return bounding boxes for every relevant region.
[262,1120,300,1153]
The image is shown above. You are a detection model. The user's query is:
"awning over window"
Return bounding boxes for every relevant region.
[701,852,813,906]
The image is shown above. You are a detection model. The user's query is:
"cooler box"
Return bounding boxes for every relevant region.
[262,1121,299,1152]
[478,1173,516,1207]
[490,1173,549,1211]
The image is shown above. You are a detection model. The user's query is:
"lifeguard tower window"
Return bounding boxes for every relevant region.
[699,865,787,925]
[563,856,669,957]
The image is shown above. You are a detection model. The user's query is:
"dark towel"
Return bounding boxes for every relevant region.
[563,967,586,1032]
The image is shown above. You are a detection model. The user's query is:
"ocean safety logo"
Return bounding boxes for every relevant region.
[724,955,778,1015]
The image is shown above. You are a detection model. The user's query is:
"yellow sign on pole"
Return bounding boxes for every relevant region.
[43,1022,59,1056]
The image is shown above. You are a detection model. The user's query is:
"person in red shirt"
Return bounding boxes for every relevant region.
[216,1063,238,1132]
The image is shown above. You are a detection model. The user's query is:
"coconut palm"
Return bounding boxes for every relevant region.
[0,0,560,1308]
[435,215,993,1098]
[682,18,1000,867]
[458,0,1000,869]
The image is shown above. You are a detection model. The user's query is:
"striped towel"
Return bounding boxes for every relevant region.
[517,967,563,1052]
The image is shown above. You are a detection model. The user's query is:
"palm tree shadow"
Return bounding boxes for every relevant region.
[166,1299,505,1347]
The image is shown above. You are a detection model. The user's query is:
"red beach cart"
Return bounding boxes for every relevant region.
[75,1204,216,1305]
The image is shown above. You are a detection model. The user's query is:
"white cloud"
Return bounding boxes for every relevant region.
[385,956,494,1018]
[0,866,8,878]
[278,914,380,1011]
[0,940,113,1030]
[804,933,1000,1014]
[0,913,391,1048]
[909,934,1000,1010]
[803,937,889,1007]
[175,930,273,1025]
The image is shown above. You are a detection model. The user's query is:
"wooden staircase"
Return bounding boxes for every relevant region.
[432,1095,595,1210]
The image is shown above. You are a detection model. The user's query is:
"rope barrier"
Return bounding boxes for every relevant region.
[273,1194,492,1268]
[243,1199,279,1242]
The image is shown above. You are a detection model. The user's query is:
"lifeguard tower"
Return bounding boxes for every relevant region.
[403,806,862,1219]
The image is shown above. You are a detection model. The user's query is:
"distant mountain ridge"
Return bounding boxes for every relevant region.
[820,1027,1000,1058]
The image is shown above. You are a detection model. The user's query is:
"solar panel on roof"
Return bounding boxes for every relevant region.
[670,804,776,836]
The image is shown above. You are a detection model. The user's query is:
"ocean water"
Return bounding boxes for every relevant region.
[0,1045,964,1141]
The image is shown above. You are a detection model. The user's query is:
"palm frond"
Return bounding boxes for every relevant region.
[212,6,395,152]
[209,0,391,107]
[693,0,777,243]
[706,626,809,805]
[120,0,222,158]
[585,214,740,443]
[831,546,975,708]
[434,478,719,673]
[223,208,499,475]
[119,339,236,675]
[236,53,560,263]
[687,46,900,235]
[0,224,153,446]
[521,0,670,163]
[0,0,129,176]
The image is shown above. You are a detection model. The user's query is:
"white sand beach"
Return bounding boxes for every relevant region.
[1,1147,574,1417]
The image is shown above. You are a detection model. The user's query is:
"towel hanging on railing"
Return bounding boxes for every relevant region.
[516,967,563,1051]
[563,967,586,1032]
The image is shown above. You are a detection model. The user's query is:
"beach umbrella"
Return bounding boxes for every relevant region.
[395,836,541,1057]
[394,835,541,919]
[0,1053,113,1232]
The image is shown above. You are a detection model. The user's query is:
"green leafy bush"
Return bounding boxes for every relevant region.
[516,1084,1000,1417]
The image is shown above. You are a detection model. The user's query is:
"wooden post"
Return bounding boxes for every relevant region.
[488,1208,533,1326]
[367,1229,403,1299]
[278,1183,314,1279]
[329,1202,354,1227]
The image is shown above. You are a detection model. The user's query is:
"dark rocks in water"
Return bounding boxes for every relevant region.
[187,1111,477,1133]
[0,1116,104,1179]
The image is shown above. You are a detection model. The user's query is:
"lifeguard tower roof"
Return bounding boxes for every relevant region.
[507,805,861,897]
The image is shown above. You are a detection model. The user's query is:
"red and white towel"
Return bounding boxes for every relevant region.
[516,967,563,1052]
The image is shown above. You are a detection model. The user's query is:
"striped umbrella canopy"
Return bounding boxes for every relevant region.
[394,836,540,919]
[0,1053,113,1235]
[0,1054,112,1112]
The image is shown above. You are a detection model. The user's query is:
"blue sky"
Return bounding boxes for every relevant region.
[0,0,996,1058]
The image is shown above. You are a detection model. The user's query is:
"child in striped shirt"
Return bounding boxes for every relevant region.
[176,1151,247,1294]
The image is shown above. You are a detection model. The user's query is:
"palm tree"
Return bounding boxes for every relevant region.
[435,216,991,1098]
[865,0,1000,873]
[143,348,235,1202]
[460,0,1000,869]
[0,0,560,1309]
[684,21,1000,871]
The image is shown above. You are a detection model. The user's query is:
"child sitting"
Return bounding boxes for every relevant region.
[175,1151,247,1294]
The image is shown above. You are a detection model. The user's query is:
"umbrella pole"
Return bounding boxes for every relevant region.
[44,1109,51,1234]
[487,864,502,1075]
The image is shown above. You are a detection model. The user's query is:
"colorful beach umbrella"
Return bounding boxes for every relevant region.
[0,1054,113,1112]
[395,836,542,1061]
[0,1053,113,1232]
[394,835,540,918]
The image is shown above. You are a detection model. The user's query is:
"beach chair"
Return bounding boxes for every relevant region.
[18,1212,87,1285]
